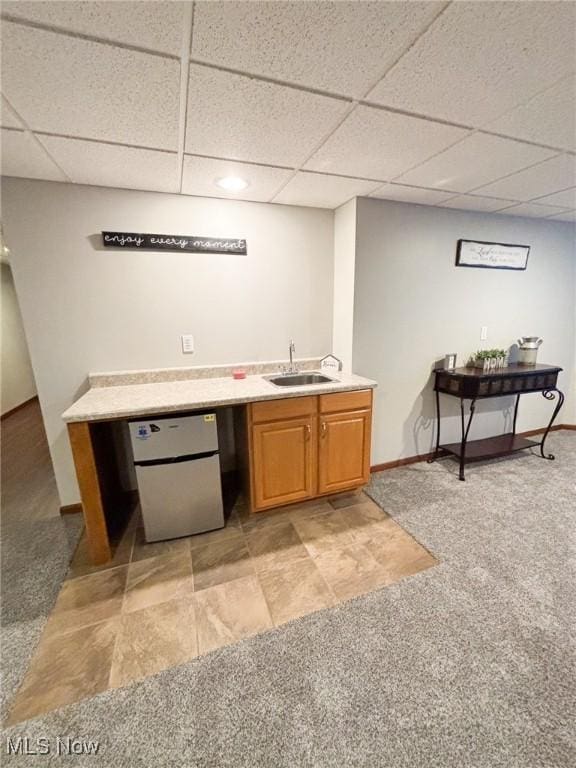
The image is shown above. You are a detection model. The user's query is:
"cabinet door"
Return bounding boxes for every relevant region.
[318,409,371,494]
[251,417,316,510]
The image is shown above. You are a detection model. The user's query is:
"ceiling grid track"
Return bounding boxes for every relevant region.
[176,2,195,194]
[0,13,180,61]
[1,93,73,183]
[8,130,179,156]
[419,151,566,207]
[480,130,575,157]
[476,70,576,155]
[464,152,565,195]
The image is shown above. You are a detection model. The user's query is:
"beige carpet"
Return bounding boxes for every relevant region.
[2,431,575,767]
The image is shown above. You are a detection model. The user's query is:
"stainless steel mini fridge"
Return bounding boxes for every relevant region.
[128,413,224,542]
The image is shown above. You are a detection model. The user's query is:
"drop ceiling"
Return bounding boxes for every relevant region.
[1,1,575,221]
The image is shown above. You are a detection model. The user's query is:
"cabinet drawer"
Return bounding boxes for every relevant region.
[251,396,316,424]
[319,389,372,414]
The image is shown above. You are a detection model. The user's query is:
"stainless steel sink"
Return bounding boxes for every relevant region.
[265,372,336,387]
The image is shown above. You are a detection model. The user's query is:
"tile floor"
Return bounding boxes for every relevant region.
[6,492,437,725]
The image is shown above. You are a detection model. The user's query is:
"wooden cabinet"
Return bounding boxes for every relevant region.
[318,409,371,494]
[251,417,316,510]
[242,389,372,513]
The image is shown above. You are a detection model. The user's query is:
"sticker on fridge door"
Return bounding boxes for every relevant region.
[136,424,151,439]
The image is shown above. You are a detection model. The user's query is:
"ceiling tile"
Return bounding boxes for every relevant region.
[1,22,180,150]
[0,96,22,128]
[366,2,576,126]
[1,128,67,181]
[486,75,576,152]
[476,154,576,201]
[441,195,516,213]
[182,156,292,202]
[369,183,454,205]
[547,210,576,223]
[39,136,179,193]
[496,202,571,219]
[185,65,348,167]
[1,1,186,56]
[192,1,443,98]
[304,106,467,181]
[530,186,576,209]
[273,171,377,209]
[397,133,555,192]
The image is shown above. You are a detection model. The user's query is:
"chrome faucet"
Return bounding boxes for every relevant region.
[289,339,295,370]
[281,339,299,374]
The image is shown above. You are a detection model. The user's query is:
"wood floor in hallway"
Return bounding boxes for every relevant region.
[1,396,84,724]
[1,397,60,524]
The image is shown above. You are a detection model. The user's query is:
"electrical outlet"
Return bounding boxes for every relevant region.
[480,326,488,341]
[181,334,194,354]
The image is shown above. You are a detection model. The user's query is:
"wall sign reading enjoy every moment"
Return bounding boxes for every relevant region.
[455,239,530,271]
[102,232,247,255]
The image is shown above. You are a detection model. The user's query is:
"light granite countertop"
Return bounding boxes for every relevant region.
[62,371,377,423]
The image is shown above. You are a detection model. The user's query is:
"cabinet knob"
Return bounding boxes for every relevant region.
[305,424,311,440]
[321,422,327,437]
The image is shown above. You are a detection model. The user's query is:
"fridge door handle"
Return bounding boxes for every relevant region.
[134,450,219,467]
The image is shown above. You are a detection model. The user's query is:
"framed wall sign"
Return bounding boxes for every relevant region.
[102,232,247,255]
[455,239,530,271]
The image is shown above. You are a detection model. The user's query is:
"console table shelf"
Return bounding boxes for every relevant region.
[440,434,539,462]
[429,363,564,480]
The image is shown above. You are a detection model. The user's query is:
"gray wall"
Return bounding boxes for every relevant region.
[353,197,576,466]
[1,262,37,414]
[2,179,335,507]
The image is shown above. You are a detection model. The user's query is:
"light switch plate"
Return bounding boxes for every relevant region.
[181,334,194,354]
[480,326,488,341]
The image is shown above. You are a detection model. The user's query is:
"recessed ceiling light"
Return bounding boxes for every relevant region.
[215,176,249,192]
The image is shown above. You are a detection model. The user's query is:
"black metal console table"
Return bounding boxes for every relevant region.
[429,363,564,480]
